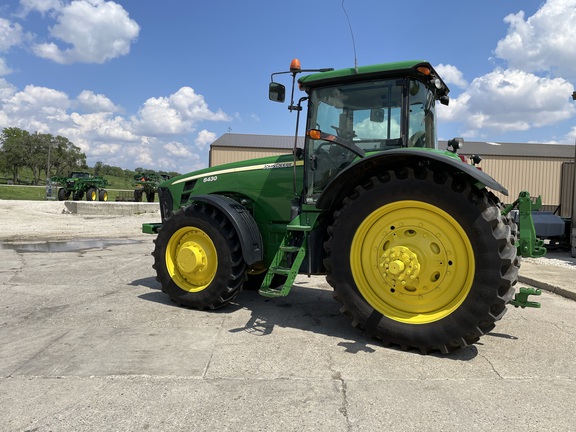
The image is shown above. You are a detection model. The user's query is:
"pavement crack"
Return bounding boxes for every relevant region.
[201,317,227,379]
[332,371,352,431]
[6,330,71,378]
[478,353,503,379]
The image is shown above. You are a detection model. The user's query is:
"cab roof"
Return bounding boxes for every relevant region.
[298,60,447,93]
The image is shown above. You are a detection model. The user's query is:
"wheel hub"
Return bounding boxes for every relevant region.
[176,241,205,274]
[380,245,421,286]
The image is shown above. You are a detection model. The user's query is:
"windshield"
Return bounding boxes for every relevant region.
[304,78,437,202]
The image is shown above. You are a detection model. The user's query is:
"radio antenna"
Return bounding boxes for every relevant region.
[342,0,358,72]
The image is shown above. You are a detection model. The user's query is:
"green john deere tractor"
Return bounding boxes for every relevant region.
[52,171,109,201]
[143,59,543,354]
[133,172,170,202]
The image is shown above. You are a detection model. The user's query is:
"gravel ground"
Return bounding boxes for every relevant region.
[524,254,576,268]
[0,199,160,241]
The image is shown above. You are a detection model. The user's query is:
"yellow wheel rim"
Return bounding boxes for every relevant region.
[166,226,218,292]
[350,200,474,324]
[90,191,97,200]
[101,191,108,201]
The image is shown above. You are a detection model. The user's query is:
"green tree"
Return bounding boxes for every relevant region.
[0,128,87,183]
[0,128,29,184]
[25,132,51,185]
[94,161,103,176]
[45,135,86,178]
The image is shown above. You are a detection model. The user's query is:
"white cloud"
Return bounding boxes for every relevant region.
[0,17,27,51]
[32,0,140,64]
[495,0,576,79]
[0,58,13,76]
[435,64,468,89]
[0,78,229,173]
[77,90,118,113]
[168,87,230,122]
[566,126,576,144]
[437,0,576,139]
[195,129,216,150]
[0,78,16,99]
[68,112,137,143]
[439,68,575,134]
[133,145,153,166]
[135,87,231,135]
[164,141,193,158]
[4,84,70,120]
[91,142,121,156]
[19,0,64,15]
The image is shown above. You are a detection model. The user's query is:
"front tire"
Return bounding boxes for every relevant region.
[153,202,247,309]
[324,167,519,354]
[99,189,108,201]
[57,188,69,201]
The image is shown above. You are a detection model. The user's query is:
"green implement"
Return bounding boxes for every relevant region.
[510,287,542,309]
[502,190,547,258]
[51,171,108,201]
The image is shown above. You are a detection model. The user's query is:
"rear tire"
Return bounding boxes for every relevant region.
[146,191,155,202]
[99,189,108,201]
[152,202,246,309]
[134,189,143,202]
[324,166,519,354]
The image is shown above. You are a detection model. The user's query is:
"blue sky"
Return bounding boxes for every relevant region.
[1,0,575,173]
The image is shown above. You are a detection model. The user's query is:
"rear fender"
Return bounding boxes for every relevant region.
[316,149,508,210]
[188,195,263,265]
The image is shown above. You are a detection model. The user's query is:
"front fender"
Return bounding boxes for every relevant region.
[316,149,508,210]
[190,194,263,265]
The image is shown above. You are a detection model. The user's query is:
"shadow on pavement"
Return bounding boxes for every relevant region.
[134,276,482,360]
[129,276,161,290]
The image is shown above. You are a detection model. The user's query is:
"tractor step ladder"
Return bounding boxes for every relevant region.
[259,212,319,298]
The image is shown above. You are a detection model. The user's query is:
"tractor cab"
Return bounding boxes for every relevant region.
[269,60,449,204]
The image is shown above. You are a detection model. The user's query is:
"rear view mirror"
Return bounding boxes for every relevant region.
[269,82,286,103]
[370,108,384,123]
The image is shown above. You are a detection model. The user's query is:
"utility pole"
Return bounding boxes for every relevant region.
[45,139,55,200]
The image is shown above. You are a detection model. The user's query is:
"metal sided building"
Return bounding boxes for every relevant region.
[209,134,304,166]
[209,133,575,214]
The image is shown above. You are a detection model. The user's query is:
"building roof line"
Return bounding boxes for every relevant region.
[211,133,575,158]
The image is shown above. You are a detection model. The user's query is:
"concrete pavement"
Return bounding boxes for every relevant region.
[518,251,576,302]
[1,236,575,431]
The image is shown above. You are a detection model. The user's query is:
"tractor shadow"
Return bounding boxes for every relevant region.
[130,276,162,290]
[135,276,490,360]
[229,282,381,355]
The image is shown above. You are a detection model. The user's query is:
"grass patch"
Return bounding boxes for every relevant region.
[0,185,46,200]
[0,185,148,202]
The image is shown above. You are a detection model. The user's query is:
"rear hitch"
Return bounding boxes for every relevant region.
[502,191,547,258]
[510,287,542,309]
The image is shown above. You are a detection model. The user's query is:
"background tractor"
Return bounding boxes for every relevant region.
[133,172,170,202]
[52,171,108,201]
[143,59,542,354]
